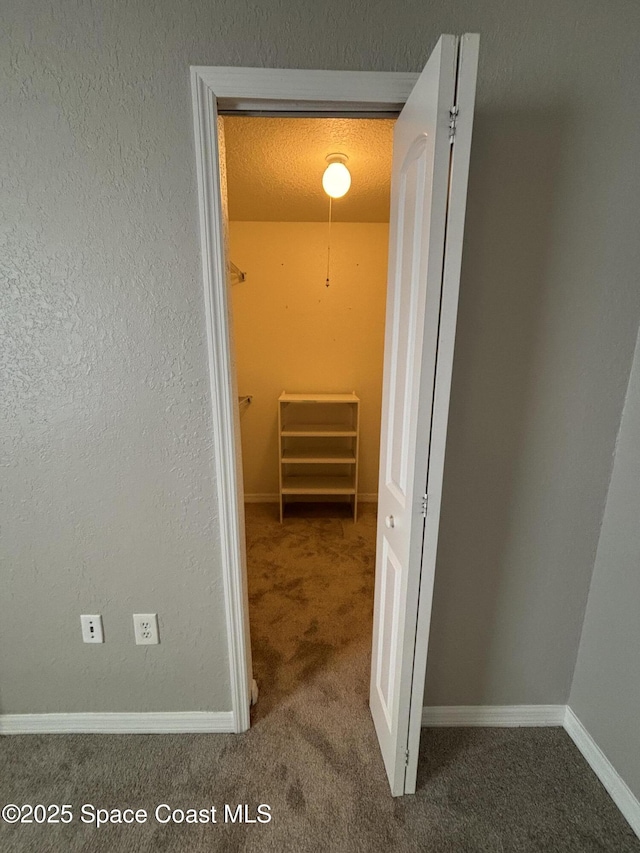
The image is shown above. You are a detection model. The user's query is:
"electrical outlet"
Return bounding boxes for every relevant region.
[81,614,104,644]
[133,613,159,645]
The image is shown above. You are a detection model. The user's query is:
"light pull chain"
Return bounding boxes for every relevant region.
[325,196,332,287]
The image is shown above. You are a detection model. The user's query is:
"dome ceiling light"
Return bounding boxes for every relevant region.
[322,153,352,288]
[322,153,351,199]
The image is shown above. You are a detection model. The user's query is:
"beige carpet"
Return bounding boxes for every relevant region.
[247,501,377,722]
[0,501,638,852]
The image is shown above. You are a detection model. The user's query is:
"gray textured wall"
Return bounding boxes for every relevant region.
[569,328,640,801]
[2,0,640,714]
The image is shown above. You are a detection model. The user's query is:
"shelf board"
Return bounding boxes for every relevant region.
[279,393,359,403]
[281,475,356,495]
[282,449,356,464]
[281,423,357,437]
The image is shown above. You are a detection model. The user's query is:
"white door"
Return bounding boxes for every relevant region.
[370,33,479,795]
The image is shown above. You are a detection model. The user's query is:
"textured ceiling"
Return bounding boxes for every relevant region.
[223,116,394,222]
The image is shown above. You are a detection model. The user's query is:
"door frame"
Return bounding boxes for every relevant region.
[190,66,420,733]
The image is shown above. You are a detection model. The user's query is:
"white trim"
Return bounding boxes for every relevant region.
[190,66,417,736]
[191,69,252,733]
[0,712,235,735]
[191,67,418,114]
[421,704,566,727]
[564,706,640,839]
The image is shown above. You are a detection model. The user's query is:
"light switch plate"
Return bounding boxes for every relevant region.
[81,614,104,643]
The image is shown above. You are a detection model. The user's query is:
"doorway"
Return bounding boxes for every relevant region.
[190,36,479,795]
[223,114,393,721]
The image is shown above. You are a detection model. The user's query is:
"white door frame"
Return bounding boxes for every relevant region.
[190,66,420,733]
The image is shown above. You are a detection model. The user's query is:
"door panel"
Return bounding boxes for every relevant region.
[370,33,479,796]
[388,136,429,500]
[375,538,402,726]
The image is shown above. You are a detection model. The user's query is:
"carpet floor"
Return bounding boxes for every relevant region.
[0,502,638,852]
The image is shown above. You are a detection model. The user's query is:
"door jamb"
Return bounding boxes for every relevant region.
[190,66,418,733]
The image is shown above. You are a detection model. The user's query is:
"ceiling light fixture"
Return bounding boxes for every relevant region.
[322,153,351,199]
[322,153,351,288]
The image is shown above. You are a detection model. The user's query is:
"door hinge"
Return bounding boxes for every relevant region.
[449,105,458,144]
[405,747,410,766]
[421,494,428,518]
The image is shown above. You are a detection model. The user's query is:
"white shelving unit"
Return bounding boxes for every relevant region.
[278,392,360,522]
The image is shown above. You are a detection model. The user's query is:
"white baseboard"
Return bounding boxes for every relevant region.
[564,706,640,839]
[244,493,378,503]
[421,704,566,727]
[0,711,235,735]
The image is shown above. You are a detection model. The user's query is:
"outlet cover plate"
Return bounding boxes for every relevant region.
[81,614,104,644]
[133,613,159,645]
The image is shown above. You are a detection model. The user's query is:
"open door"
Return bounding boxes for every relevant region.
[370,33,479,795]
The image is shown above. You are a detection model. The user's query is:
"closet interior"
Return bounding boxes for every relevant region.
[223,114,393,709]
